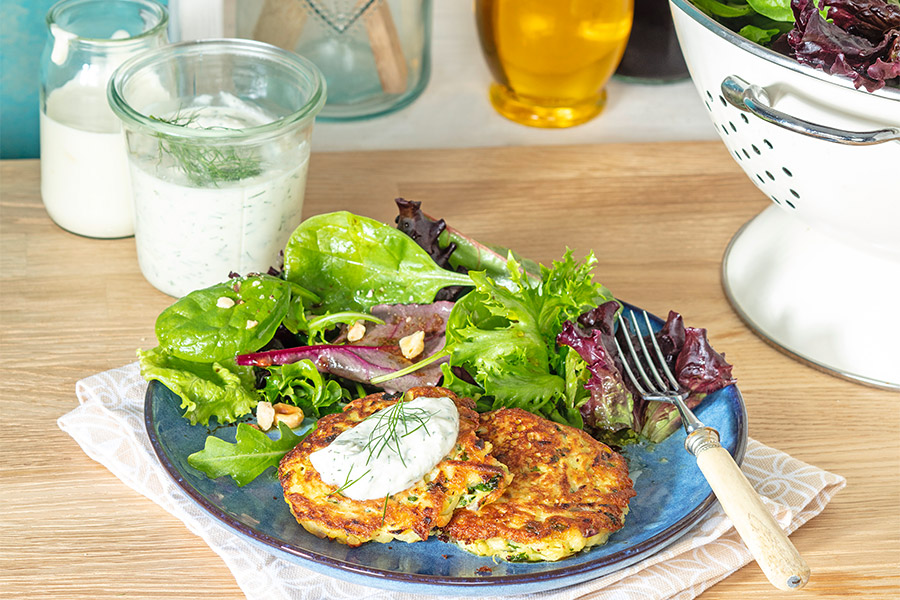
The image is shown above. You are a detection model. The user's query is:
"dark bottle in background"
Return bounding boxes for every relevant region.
[615,0,689,82]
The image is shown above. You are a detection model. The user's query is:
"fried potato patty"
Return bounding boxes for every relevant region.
[441,408,635,562]
[278,387,512,547]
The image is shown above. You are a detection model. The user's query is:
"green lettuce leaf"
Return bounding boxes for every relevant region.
[138,347,258,426]
[261,359,346,418]
[443,251,614,428]
[187,421,308,486]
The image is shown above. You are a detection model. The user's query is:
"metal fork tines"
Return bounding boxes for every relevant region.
[612,308,810,591]
[613,310,710,440]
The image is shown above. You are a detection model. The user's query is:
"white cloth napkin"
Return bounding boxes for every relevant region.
[58,362,845,600]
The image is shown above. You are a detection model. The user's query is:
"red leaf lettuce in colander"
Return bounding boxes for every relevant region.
[788,0,900,91]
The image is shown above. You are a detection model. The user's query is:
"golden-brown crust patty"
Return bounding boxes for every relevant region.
[278,386,512,547]
[441,408,635,562]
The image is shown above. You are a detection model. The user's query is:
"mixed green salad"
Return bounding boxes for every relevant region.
[694,0,900,91]
[141,200,735,486]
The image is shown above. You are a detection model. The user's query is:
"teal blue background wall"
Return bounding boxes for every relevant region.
[1,0,58,158]
[0,0,169,159]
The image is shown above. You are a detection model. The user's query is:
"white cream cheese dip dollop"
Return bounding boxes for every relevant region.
[309,396,459,501]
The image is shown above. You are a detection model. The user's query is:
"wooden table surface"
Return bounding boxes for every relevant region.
[1,142,898,599]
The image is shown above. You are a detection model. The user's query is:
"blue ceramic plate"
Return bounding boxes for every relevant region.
[145,305,748,596]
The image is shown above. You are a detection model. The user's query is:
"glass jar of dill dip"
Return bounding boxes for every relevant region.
[108,39,326,297]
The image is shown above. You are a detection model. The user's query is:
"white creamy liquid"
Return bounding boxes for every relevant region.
[309,397,460,501]
[40,82,134,238]
[131,156,308,297]
[130,98,310,297]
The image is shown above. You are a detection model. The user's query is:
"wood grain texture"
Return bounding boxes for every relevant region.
[2,143,898,599]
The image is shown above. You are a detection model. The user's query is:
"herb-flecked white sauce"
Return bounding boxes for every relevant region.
[309,396,459,501]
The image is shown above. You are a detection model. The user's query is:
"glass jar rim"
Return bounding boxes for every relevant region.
[108,39,327,142]
[46,0,169,45]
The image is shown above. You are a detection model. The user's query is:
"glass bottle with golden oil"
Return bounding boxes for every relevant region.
[476,0,633,128]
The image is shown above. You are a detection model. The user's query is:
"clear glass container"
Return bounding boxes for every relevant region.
[39,0,168,239]
[238,0,431,120]
[108,39,326,297]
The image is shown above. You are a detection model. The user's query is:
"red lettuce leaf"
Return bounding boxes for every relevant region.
[236,343,445,393]
[332,302,453,358]
[558,303,736,443]
[788,0,900,91]
[238,302,454,393]
[675,327,737,393]
[556,318,636,432]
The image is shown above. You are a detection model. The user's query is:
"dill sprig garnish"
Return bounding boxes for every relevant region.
[149,110,262,187]
[328,467,371,498]
[362,400,432,469]
[325,399,435,500]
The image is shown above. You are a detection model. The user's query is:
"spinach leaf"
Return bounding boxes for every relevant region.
[156,274,295,363]
[261,359,346,418]
[746,0,793,21]
[283,211,473,313]
[691,0,754,18]
[138,347,258,426]
[187,421,310,486]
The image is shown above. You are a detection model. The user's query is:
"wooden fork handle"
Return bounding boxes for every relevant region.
[688,430,810,591]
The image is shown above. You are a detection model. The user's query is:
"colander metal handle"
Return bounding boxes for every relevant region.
[721,75,900,146]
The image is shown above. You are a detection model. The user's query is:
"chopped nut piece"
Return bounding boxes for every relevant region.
[399,330,425,360]
[256,401,275,431]
[245,319,258,329]
[273,403,304,429]
[216,296,235,309]
[347,320,366,342]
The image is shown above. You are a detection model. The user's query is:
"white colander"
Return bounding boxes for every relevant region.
[669,0,900,389]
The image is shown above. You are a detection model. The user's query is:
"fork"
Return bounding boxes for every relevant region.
[615,310,810,591]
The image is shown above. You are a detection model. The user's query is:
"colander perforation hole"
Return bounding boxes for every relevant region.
[719,95,727,107]
[757,174,765,183]
[743,149,751,159]
[722,125,730,136]
[764,139,773,149]
[765,171,775,180]
[734,151,742,161]
[782,167,793,177]
[785,200,796,209]
[707,91,713,102]
[705,100,712,111]
[729,121,737,132]
[790,189,800,199]
[771,195,781,205]
[741,114,749,124]
[752,144,761,155]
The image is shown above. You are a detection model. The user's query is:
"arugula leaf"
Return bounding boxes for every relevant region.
[187,421,308,486]
[284,211,473,313]
[138,347,258,426]
[155,274,296,362]
[261,359,346,418]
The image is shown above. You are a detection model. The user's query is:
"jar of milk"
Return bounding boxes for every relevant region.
[39,0,168,238]
[108,39,326,297]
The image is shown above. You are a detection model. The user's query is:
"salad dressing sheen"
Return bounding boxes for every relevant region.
[309,396,459,501]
